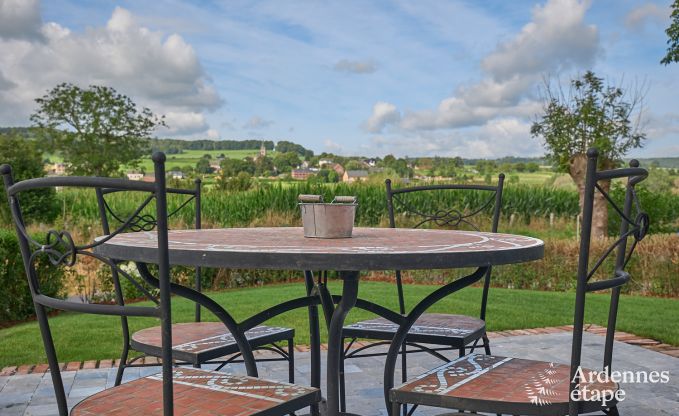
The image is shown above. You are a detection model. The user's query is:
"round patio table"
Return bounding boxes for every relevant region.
[96,227,544,416]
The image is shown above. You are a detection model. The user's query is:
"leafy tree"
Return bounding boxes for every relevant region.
[273,152,301,173]
[254,156,275,176]
[526,162,540,173]
[275,140,308,156]
[220,158,255,177]
[0,133,58,224]
[661,0,679,65]
[345,160,365,170]
[217,171,253,191]
[30,83,165,176]
[195,156,213,174]
[531,71,645,238]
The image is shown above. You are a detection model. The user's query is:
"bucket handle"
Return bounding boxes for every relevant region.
[298,194,323,203]
[333,196,358,204]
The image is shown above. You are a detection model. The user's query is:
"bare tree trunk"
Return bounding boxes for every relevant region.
[569,154,611,239]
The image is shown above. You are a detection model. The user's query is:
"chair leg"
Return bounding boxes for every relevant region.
[605,406,620,416]
[459,346,465,357]
[339,337,347,413]
[114,343,130,386]
[287,338,295,383]
[401,343,408,416]
[483,334,491,355]
[392,400,401,416]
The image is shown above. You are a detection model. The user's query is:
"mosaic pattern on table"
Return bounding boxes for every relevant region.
[148,368,314,403]
[101,227,543,255]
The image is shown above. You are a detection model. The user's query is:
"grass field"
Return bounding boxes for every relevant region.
[138,149,263,172]
[0,281,676,367]
[46,149,265,173]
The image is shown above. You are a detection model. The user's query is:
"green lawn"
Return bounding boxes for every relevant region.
[137,149,265,172]
[0,281,676,367]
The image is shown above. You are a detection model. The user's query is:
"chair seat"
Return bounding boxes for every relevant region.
[343,313,485,346]
[391,353,619,416]
[131,322,294,364]
[72,367,320,415]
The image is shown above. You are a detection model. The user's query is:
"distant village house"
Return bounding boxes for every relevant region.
[332,163,345,176]
[169,170,185,179]
[342,170,368,183]
[126,172,144,181]
[291,168,314,180]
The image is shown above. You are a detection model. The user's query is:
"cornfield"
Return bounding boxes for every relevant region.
[49,181,678,234]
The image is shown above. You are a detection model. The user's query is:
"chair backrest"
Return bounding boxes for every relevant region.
[96,178,202,360]
[568,149,649,415]
[385,176,505,316]
[0,153,175,416]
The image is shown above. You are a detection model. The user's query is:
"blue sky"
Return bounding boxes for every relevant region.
[0,0,676,158]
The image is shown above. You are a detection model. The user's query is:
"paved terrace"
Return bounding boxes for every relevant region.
[1,326,678,416]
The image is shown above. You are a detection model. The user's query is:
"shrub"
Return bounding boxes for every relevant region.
[0,133,59,224]
[0,229,65,322]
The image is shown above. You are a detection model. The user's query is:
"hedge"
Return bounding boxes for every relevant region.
[0,229,65,322]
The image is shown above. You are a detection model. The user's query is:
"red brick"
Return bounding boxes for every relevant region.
[32,364,50,374]
[16,365,33,375]
[82,360,97,369]
[626,338,660,346]
[0,366,17,376]
[65,361,81,372]
[98,359,113,369]
[662,349,679,358]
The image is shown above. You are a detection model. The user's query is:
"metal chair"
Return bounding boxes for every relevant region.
[339,175,504,412]
[389,149,648,416]
[0,152,320,416]
[96,179,296,386]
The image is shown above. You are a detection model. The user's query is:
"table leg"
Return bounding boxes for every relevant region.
[327,271,360,416]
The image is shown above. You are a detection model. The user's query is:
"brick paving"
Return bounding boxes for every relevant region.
[1,328,677,415]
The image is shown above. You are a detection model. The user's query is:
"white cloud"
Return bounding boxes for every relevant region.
[364,118,540,158]
[243,116,274,129]
[364,102,401,133]
[333,59,377,74]
[206,128,220,139]
[625,3,670,30]
[0,0,43,41]
[0,5,220,137]
[366,0,599,135]
[324,139,343,153]
[481,0,598,82]
[163,112,208,136]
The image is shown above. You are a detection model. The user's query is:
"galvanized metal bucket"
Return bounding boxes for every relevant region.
[298,194,358,238]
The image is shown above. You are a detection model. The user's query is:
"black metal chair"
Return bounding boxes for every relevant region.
[96,179,296,386]
[340,175,505,412]
[389,150,648,416]
[0,153,320,416]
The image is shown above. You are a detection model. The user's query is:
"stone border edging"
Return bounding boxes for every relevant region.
[2,324,677,377]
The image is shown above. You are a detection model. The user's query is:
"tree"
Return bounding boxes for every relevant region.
[273,152,301,173]
[220,158,254,177]
[531,71,645,238]
[30,83,165,176]
[195,156,213,174]
[526,162,540,173]
[661,1,679,65]
[0,133,58,224]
